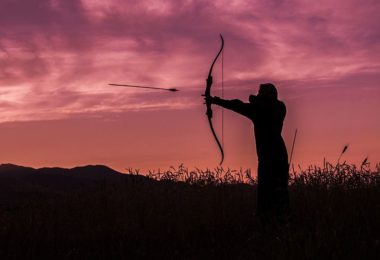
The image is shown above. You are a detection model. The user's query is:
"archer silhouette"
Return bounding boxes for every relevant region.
[207,82,289,220]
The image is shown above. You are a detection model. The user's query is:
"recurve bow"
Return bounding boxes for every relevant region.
[205,34,224,165]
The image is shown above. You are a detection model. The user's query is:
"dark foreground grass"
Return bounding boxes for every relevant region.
[0,162,379,259]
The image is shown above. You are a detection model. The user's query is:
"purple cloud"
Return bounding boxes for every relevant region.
[0,0,379,123]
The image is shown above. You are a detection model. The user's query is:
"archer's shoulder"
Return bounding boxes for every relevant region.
[277,100,286,107]
[277,100,286,110]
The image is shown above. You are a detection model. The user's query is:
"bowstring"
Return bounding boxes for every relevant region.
[221,47,224,149]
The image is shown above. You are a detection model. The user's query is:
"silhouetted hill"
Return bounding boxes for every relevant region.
[0,163,133,183]
[0,163,35,177]
[0,163,152,197]
[0,163,121,177]
[36,164,120,176]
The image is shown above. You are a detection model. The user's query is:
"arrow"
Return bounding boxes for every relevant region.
[109,83,179,92]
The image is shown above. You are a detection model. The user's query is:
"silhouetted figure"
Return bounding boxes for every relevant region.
[208,83,289,220]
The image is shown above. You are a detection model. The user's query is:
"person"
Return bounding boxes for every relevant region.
[207,83,289,220]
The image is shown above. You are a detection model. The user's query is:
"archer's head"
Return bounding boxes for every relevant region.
[258,83,278,100]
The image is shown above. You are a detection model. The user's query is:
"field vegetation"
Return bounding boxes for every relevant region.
[0,159,379,259]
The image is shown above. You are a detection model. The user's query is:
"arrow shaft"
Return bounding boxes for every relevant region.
[109,84,178,92]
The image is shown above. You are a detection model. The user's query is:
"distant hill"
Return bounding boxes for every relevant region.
[0,163,150,194]
[0,163,36,177]
[0,163,121,176]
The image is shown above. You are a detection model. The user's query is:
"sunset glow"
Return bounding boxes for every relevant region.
[0,0,379,172]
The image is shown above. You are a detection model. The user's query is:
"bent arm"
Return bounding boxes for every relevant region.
[212,96,252,118]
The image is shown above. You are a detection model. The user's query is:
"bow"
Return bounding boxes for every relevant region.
[205,34,224,165]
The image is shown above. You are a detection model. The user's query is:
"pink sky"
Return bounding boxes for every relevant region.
[0,0,379,172]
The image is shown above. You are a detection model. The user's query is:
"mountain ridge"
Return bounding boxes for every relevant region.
[0,163,123,176]
[0,163,152,194]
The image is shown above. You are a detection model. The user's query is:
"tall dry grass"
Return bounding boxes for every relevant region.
[0,159,379,259]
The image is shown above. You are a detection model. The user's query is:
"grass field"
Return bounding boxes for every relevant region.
[0,161,379,259]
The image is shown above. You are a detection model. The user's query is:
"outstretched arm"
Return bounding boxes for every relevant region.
[208,96,252,118]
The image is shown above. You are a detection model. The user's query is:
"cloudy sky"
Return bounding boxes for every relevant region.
[0,0,379,172]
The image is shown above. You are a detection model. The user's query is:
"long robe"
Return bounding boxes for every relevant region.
[213,96,289,217]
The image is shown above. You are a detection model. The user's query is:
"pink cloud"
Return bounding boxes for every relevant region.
[0,0,379,120]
